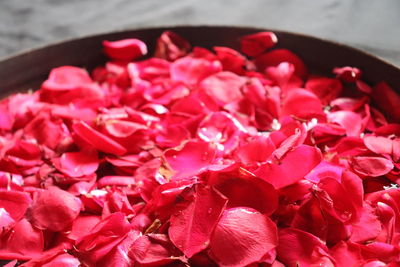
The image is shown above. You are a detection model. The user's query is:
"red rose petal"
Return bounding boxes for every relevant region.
[164,140,217,180]
[281,88,324,119]
[351,156,394,177]
[129,234,179,266]
[169,185,228,258]
[29,187,82,232]
[41,66,92,91]
[372,82,400,121]
[76,212,131,264]
[0,190,31,221]
[333,66,362,82]
[170,56,221,85]
[236,134,276,165]
[209,207,278,267]
[154,31,191,61]
[103,39,147,61]
[305,77,343,105]
[255,48,308,78]
[72,121,127,155]
[277,228,333,266]
[255,145,322,189]
[54,148,99,177]
[0,219,44,260]
[200,71,246,105]
[328,110,363,137]
[240,31,278,57]
[364,135,393,155]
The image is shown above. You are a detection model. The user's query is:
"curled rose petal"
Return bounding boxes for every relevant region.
[154,31,191,61]
[240,31,278,57]
[76,212,131,265]
[41,66,92,91]
[255,48,308,78]
[29,186,82,232]
[72,121,127,155]
[209,207,278,267]
[103,39,147,61]
[333,66,362,82]
[129,234,180,266]
[214,46,247,75]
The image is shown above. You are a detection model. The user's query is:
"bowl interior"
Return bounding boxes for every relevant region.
[0,26,399,97]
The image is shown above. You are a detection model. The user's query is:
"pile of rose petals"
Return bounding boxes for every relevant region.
[1,30,400,267]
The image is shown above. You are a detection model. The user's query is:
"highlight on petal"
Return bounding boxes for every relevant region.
[209,207,278,267]
[333,66,362,82]
[103,39,147,61]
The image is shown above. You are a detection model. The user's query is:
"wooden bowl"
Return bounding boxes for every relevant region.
[0,25,399,96]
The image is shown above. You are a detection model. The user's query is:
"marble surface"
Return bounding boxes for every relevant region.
[0,0,399,66]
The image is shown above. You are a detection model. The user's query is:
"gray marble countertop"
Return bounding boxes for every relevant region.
[1,0,399,66]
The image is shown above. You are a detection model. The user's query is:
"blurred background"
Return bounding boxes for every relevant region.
[1,0,399,65]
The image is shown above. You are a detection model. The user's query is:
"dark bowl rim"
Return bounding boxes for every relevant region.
[0,24,399,71]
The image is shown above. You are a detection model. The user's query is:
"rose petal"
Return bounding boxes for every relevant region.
[209,207,278,267]
[277,228,333,266]
[169,185,228,258]
[29,186,82,232]
[351,156,394,177]
[0,190,31,221]
[53,148,99,177]
[333,66,362,82]
[164,140,217,180]
[154,31,191,61]
[103,39,147,61]
[255,48,308,78]
[72,121,127,155]
[200,71,246,105]
[240,31,278,57]
[255,145,322,189]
